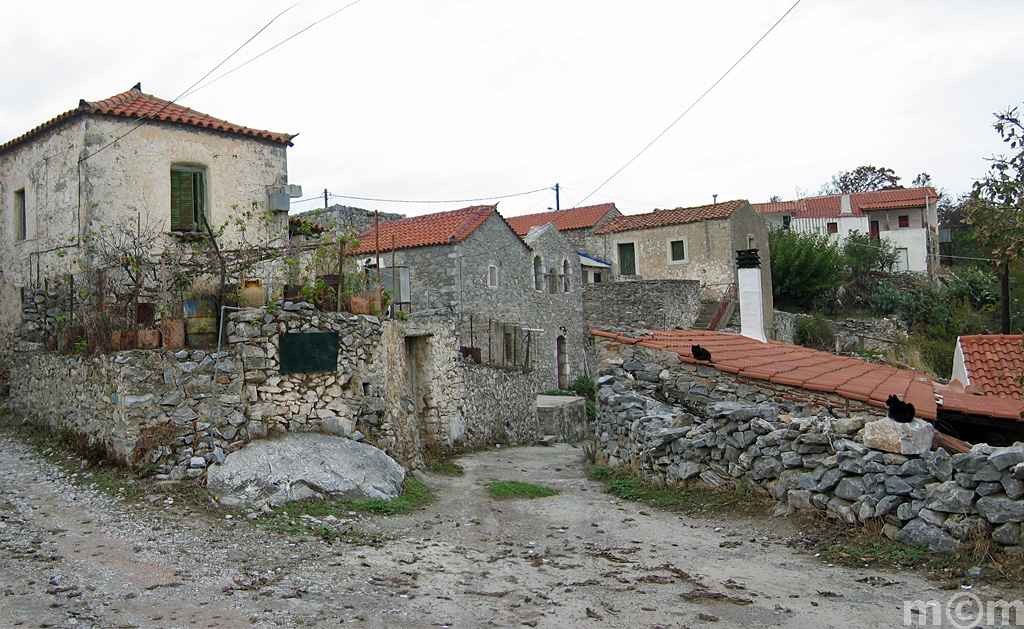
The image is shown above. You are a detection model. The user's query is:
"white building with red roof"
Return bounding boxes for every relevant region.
[752,187,940,274]
[0,83,298,336]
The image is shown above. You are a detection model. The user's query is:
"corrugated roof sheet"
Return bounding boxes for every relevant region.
[594,200,746,234]
[505,203,617,236]
[0,84,295,154]
[349,205,497,254]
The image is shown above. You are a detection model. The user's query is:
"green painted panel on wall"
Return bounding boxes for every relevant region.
[279,332,339,374]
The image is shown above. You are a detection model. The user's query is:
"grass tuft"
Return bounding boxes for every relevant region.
[586,465,771,514]
[488,480,560,500]
[255,475,432,540]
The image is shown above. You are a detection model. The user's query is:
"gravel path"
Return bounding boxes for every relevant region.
[0,433,1014,628]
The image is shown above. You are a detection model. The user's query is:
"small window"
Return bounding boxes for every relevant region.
[14,189,26,241]
[487,265,498,288]
[669,239,685,262]
[562,260,570,292]
[593,272,602,283]
[827,222,838,234]
[170,168,206,231]
[533,256,543,290]
[898,215,909,228]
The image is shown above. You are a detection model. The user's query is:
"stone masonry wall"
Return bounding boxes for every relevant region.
[583,280,701,333]
[593,349,1024,553]
[6,303,544,476]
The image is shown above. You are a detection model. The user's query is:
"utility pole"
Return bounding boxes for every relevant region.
[554,183,560,212]
[324,189,328,209]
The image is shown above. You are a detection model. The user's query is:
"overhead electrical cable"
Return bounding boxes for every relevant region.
[573,0,803,208]
[81,5,297,162]
[328,185,553,205]
[181,0,363,100]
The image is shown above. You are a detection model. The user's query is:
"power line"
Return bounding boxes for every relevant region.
[181,1,363,100]
[327,185,554,205]
[573,0,803,208]
[81,5,297,163]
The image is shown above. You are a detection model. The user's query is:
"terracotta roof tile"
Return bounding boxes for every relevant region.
[938,390,1024,421]
[590,328,939,419]
[349,205,497,255]
[595,328,1024,422]
[751,187,938,220]
[506,203,617,237]
[0,84,295,154]
[958,334,1024,399]
[594,200,747,235]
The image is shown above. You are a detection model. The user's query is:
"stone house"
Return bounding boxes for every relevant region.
[752,187,940,274]
[507,203,621,285]
[0,83,298,338]
[349,205,587,390]
[591,199,774,335]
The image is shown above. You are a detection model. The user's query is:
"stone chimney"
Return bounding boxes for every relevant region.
[736,249,767,343]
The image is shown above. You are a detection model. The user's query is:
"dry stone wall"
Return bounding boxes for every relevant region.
[594,348,1024,553]
[6,304,549,478]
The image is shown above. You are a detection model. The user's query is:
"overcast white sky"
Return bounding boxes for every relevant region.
[3,1,1024,218]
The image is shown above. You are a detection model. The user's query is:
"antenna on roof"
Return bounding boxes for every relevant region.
[713,194,718,204]
[554,183,560,212]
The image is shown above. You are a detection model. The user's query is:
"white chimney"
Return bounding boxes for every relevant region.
[840,194,852,214]
[736,249,767,343]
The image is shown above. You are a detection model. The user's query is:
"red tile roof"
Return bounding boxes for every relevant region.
[594,200,746,235]
[0,84,295,154]
[505,203,617,236]
[592,328,1024,422]
[957,334,1024,399]
[349,205,497,255]
[752,188,938,220]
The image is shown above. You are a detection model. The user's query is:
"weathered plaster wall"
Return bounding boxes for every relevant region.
[594,205,773,337]
[0,113,292,338]
[582,280,701,332]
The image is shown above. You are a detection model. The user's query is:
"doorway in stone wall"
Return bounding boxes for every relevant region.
[405,335,438,445]
[556,335,568,389]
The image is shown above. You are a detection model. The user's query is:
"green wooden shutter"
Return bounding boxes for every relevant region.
[618,243,635,276]
[193,171,205,229]
[170,170,184,231]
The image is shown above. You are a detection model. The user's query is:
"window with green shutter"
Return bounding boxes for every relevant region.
[617,242,636,276]
[170,169,205,231]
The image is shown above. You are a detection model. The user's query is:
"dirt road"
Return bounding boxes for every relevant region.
[0,435,1010,628]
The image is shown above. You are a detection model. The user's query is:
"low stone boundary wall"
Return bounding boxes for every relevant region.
[7,344,249,479]
[6,304,546,477]
[595,374,1024,552]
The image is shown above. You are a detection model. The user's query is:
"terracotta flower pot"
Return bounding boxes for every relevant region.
[137,329,161,349]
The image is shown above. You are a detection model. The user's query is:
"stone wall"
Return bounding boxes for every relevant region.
[7,342,250,480]
[6,304,547,476]
[294,205,404,236]
[583,280,701,332]
[593,350,1024,553]
[773,311,908,360]
[594,333,882,416]
[461,364,541,446]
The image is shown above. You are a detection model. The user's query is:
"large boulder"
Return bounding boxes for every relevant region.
[863,417,933,455]
[206,433,406,507]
